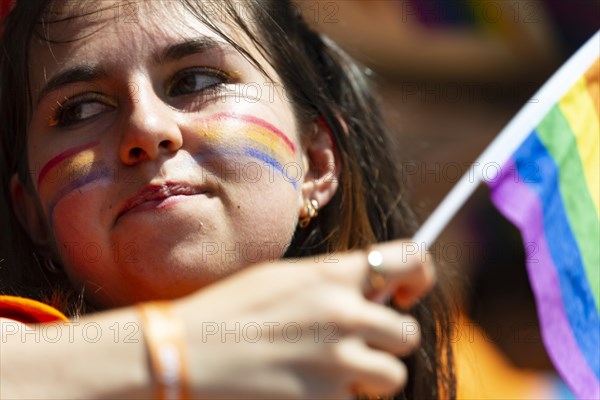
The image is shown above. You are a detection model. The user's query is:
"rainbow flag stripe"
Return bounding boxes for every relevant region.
[488,55,600,398]
[403,0,518,38]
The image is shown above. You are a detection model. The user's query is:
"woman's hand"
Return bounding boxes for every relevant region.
[174,240,435,399]
[0,240,433,400]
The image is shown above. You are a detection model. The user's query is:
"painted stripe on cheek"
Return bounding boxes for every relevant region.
[211,112,297,153]
[194,114,300,189]
[38,143,109,229]
[37,141,101,188]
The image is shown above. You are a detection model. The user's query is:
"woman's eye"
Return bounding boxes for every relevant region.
[49,94,115,127]
[168,68,228,97]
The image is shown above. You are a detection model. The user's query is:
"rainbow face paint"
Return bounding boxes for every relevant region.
[38,113,299,228]
[37,141,111,227]
[194,113,299,189]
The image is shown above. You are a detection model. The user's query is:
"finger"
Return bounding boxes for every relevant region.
[366,241,436,307]
[316,240,435,307]
[338,337,408,396]
[353,302,421,356]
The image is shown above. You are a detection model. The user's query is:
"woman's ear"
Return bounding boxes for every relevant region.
[298,118,341,216]
[10,174,52,248]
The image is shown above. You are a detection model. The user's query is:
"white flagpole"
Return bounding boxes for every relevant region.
[412,30,600,248]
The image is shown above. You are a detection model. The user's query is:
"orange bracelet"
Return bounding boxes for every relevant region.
[137,302,190,400]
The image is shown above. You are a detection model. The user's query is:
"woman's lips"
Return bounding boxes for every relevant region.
[117,182,207,221]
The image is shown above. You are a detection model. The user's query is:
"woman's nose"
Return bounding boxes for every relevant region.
[118,80,183,165]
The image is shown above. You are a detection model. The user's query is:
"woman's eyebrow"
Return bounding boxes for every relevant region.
[36,65,108,106]
[35,38,231,106]
[153,37,230,64]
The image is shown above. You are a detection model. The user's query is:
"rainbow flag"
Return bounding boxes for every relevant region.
[414,31,599,399]
[489,57,599,400]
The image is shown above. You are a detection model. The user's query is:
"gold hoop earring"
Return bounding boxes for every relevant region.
[299,199,319,228]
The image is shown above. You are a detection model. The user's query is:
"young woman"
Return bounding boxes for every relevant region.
[0,1,455,398]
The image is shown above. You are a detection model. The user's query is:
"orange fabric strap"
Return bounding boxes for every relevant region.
[0,295,68,323]
[137,301,190,400]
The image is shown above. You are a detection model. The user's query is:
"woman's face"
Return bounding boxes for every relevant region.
[21,2,316,307]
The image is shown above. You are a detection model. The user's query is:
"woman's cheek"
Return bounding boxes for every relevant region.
[231,180,300,258]
[50,186,114,281]
[36,141,110,233]
[190,112,303,258]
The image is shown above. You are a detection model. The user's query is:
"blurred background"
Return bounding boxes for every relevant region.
[297,1,599,398]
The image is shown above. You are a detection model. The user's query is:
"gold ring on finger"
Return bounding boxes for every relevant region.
[364,249,386,295]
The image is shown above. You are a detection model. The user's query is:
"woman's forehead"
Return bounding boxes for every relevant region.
[28,0,257,100]
[32,1,223,59]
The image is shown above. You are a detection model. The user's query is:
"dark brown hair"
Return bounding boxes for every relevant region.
[0,1,455,398]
